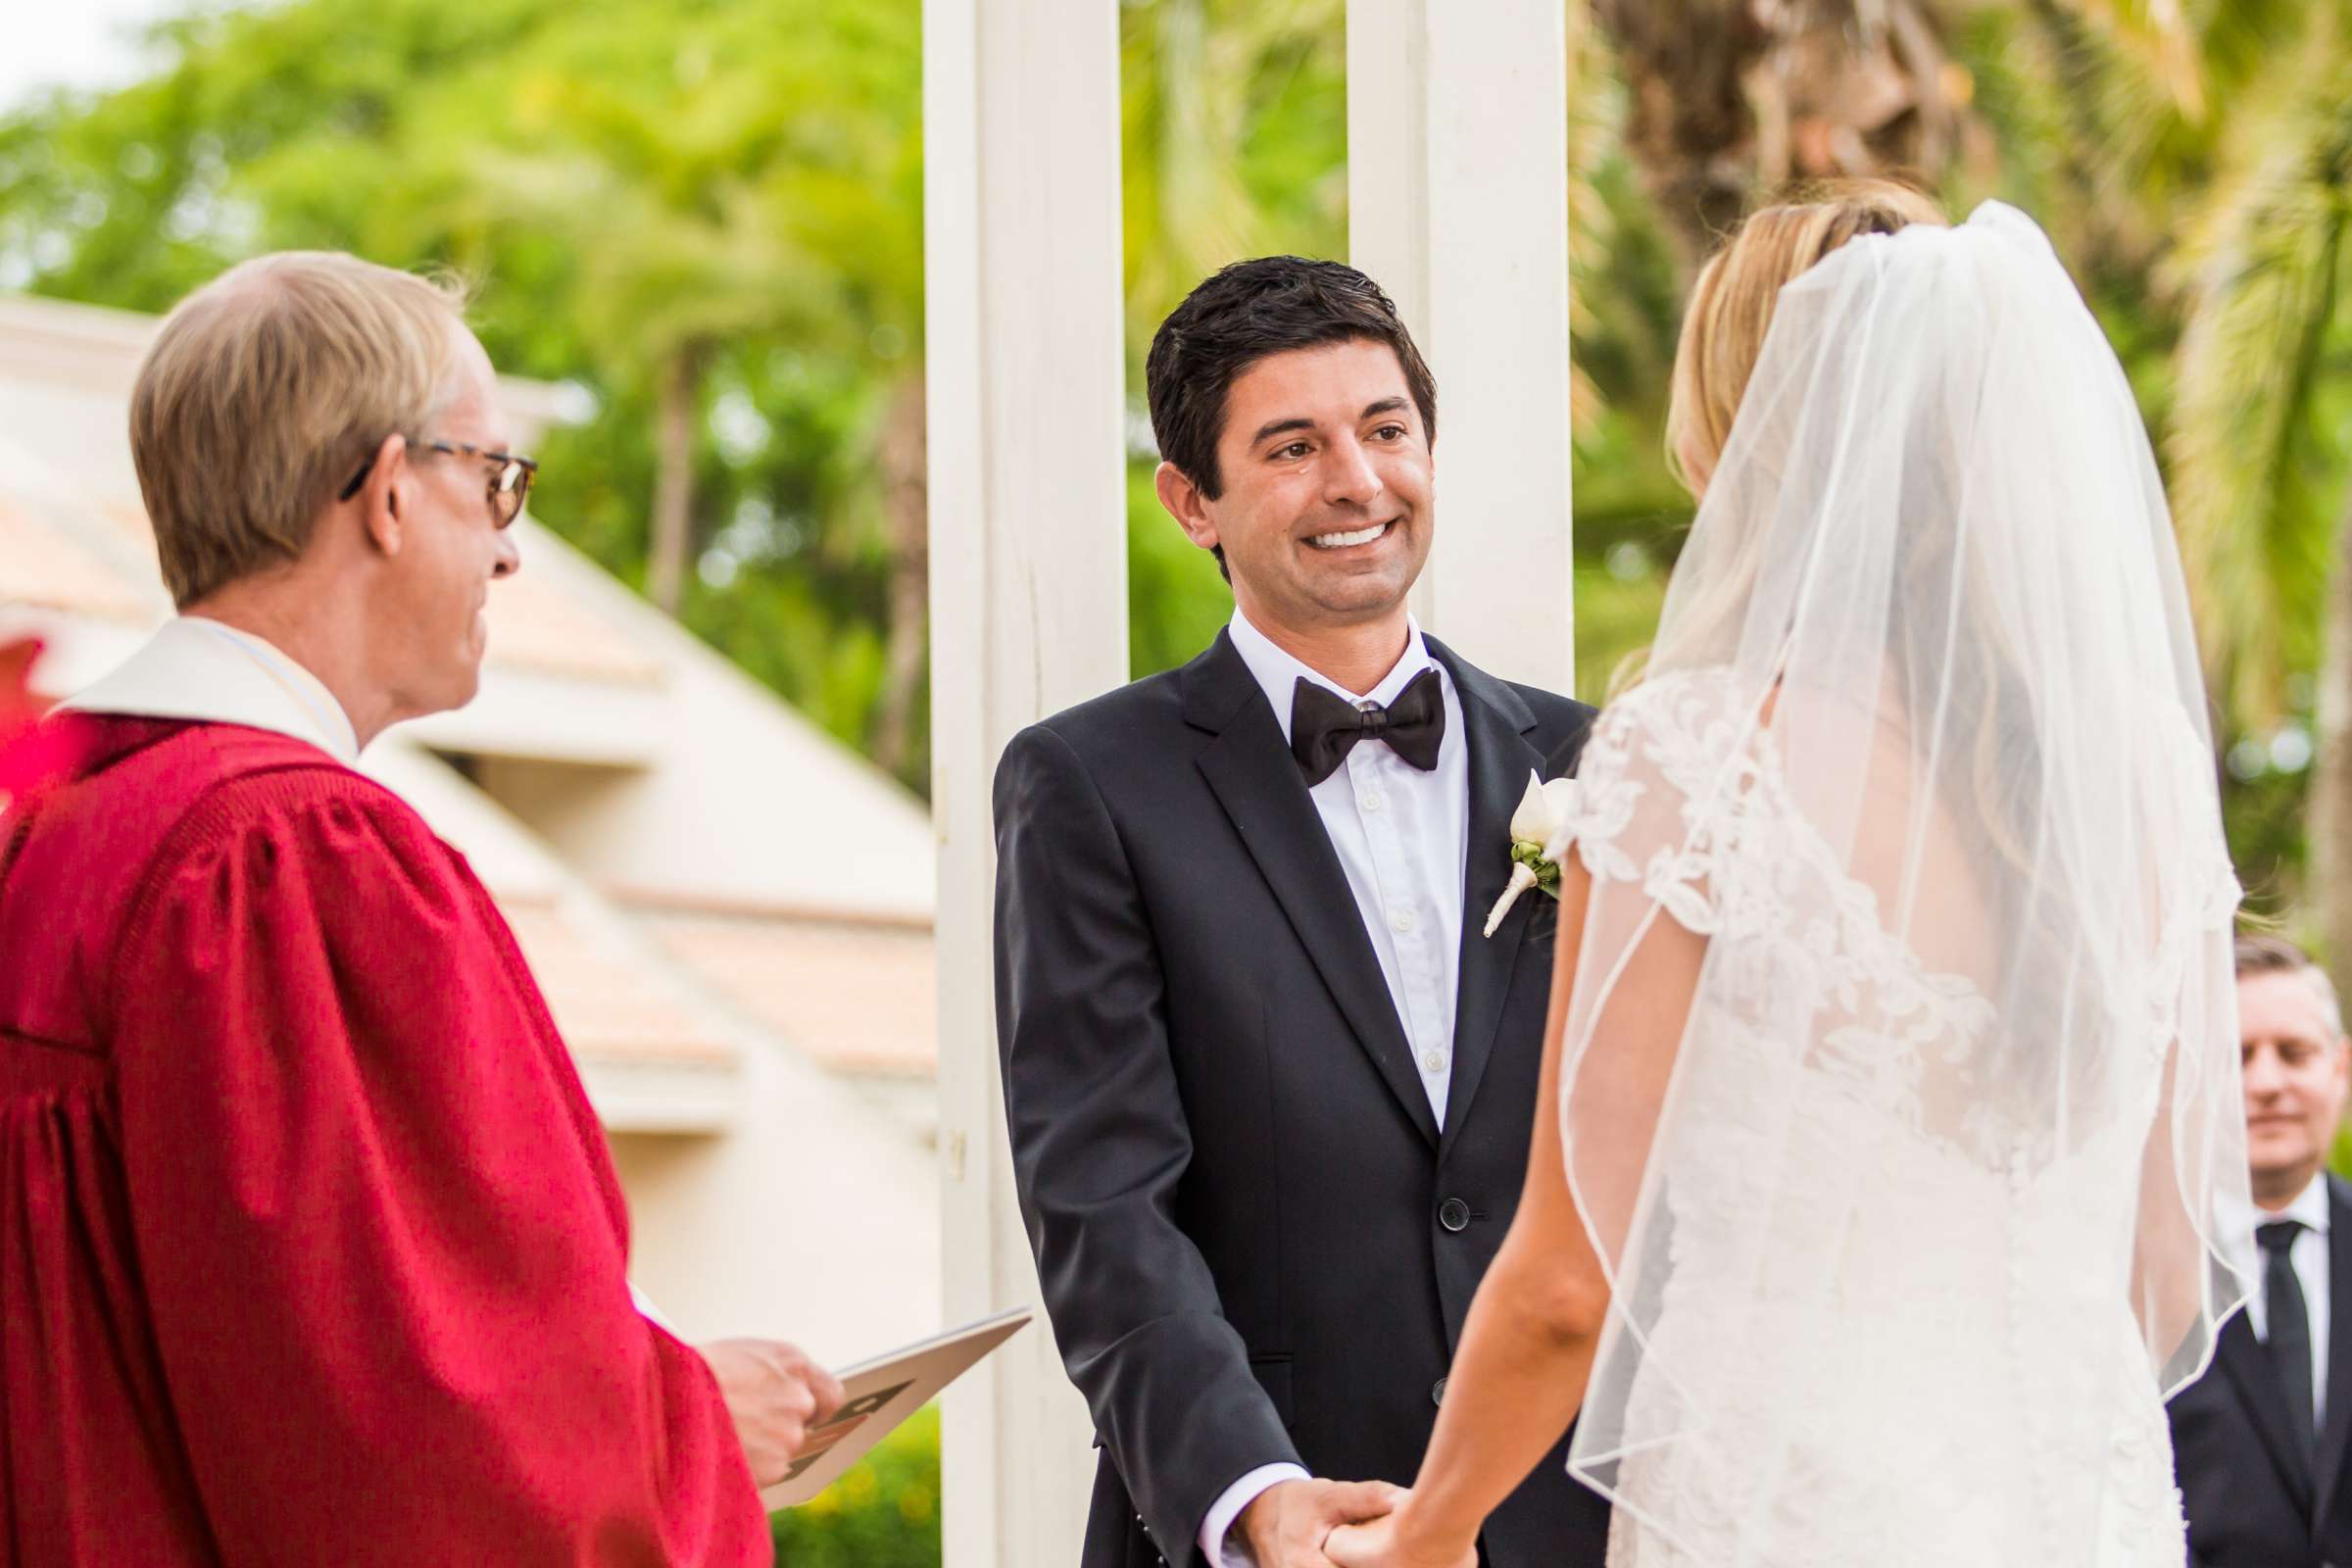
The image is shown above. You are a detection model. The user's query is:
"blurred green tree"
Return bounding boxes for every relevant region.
[8,0,2348,909]
[0,0,933,775]
[1117,0,1348,676]
[2157,11,2352,955]
[1956,0,2352,953]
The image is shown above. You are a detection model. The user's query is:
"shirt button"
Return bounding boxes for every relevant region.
[1432,1376,1448,1406]
[1423,1050,1447,1073]
[1360,792,1383,813]
[1439,1198,1471,1232]
[1391,907,1415,934]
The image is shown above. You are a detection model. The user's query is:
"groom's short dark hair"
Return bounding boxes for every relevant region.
[1146,257,1437,504]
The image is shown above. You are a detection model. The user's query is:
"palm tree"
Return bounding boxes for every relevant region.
[482,8,935,771]
[1982,0,2352,956]
[1591,0,1977,259]
[1119,0,1348,352]
[2158,12,2352,955]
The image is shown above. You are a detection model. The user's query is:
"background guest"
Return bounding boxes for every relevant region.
[2173,933,2352,1566]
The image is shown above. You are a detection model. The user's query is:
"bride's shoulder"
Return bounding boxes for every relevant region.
[1589,665,1767,757]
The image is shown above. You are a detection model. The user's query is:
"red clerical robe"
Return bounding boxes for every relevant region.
[0,716,768,1564]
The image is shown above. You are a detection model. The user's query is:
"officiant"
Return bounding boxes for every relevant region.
[2172,934,2352,1567]
[0,251,839,1563]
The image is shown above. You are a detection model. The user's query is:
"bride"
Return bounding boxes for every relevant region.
[1328,185,2249,1567]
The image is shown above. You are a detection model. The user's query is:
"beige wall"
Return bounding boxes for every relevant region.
[609,1041,942,1364]
[416,522,938,924]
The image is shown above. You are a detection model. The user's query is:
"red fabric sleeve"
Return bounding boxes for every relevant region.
[107,772,767,1566]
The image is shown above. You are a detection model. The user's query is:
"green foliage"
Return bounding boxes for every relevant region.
[0,0,1692,769]
[1953,0,2352,929]
[1128,460,1235,678]
[769,1404,941,1568]
[1119,0,1348,368]
[9,0,2352,896]
[2165,44,2352,728]
[0,0,927,782]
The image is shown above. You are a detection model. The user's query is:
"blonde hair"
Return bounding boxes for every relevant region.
[130,252,470,606]
[1667,179,1948,495]
[1614,180,1950,699]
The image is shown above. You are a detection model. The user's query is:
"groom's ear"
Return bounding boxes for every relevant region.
[1154,460,1221,555]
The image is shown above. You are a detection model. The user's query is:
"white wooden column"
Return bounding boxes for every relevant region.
[1348,0,1577,694]
[925,0,1125,1564]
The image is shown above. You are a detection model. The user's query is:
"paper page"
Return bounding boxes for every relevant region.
[760,1306,1032,1509]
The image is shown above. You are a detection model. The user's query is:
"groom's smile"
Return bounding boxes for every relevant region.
[1303,518,1396,551]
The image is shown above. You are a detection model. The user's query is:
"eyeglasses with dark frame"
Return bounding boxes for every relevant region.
[337,439,538,526]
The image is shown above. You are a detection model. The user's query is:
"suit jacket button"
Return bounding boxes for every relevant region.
[1439,1198,1471,1232]
[1432,1376,1448,1405]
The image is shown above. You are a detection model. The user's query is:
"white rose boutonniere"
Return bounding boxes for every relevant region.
[1483,769,1579,937]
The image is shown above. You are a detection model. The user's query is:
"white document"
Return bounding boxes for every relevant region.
[761,1306,1033,1508]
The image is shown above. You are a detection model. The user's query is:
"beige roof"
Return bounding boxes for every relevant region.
[637,906,938,1079]
[500,898,736,1068]
[476,565,667,686]
[0,490,150,622]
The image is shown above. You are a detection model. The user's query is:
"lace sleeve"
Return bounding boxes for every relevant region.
[1541,670,1767,1284]
[1546,669,1770,940]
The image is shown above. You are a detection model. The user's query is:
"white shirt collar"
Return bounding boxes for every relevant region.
[62,616,362,764]
[2220,1170,2333,1254]
[1226,607,1441,744]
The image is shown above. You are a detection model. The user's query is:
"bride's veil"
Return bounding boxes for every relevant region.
[1550,203,2248,1546]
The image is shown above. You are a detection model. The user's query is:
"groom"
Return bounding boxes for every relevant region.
[994,258,1610,1567]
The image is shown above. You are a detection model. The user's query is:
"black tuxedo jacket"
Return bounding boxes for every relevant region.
[993,630,1608,1568]
[2171,1173,2352,1568]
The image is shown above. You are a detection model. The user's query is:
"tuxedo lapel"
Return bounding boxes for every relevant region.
[1184,634,1439,1148]
[1427,639,1547,1144]
[2217,1294,2318,1512]
[2312,1177,2352,1538]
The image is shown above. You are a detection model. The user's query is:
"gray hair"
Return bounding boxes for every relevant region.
[131,252,469,606]
[2234,932,2346,1040]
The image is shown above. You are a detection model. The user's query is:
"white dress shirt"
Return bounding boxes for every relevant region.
[1200,608,1471,1567]
[2218,1173,2332,1428]
[62,615,361,763]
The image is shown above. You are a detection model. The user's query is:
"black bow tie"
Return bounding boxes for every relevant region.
[1290,667,1446,786]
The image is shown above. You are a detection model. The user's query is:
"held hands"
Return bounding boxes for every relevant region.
[697,1338,847,1488]
[1238,1478,1405,1568]
[1324,1500,1478,1568]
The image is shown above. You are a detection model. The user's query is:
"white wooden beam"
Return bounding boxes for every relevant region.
[1348,0,1577,694]
[924,0,1126,1563]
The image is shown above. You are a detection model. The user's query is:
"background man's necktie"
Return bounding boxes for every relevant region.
[2259,1218,2318,1462]
[1290,668,1446,786]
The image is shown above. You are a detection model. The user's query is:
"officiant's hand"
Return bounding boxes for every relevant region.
[697,1338,846,1485]
[1324,1501,1476,1568]
[1238,1477,1403,1567]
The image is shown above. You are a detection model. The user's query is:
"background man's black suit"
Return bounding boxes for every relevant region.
[2172,1172,2352,1568]
[993,629,1609,1567]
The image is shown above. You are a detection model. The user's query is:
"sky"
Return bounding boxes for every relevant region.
[0,0,189,114]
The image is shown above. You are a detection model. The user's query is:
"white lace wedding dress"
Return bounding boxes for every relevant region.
[1536,206,2247,1568]
[1553,669,2240,1568]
